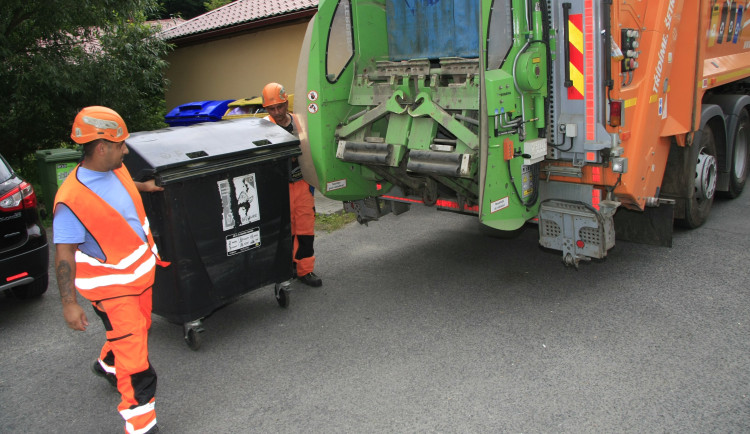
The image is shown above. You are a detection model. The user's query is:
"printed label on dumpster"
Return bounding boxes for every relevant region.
[233,173,260,225]
[226,227,261,256]
[55,162,77,187]
[217,180,236,231]
[217,173,261,232]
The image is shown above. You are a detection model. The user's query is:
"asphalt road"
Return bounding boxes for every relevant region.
[1,191,749,433]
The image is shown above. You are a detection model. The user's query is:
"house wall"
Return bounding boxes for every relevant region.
[164,20,309,111]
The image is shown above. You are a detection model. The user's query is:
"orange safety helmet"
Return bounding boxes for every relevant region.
[70,106,129,144]
[262,83,288,107]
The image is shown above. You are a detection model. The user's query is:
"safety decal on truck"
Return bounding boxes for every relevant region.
[490,196,510,213]
[326,179,347,192]
[226,227,261,256]
[709,1,744,45]
[567,13,584,100]
[733,5,743,44]
[217,173,260,232]
[522,165,534,199]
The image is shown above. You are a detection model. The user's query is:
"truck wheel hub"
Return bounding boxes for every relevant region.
[695,151,717,201]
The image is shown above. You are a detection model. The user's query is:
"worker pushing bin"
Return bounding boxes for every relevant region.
[124,117,299,350]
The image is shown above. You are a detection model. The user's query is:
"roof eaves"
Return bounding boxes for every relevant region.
[167,8,316,47]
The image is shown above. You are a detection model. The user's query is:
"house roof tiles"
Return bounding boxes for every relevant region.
[161,0,318,41]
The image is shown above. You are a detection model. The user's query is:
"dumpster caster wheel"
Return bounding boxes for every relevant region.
[183,320,205,351]
[185,328,202,350]
[275,283,290,308]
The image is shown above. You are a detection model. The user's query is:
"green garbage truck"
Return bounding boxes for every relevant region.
[295,0,750,266]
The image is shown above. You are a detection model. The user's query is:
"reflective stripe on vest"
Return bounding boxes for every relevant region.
[264,113,301,134]
[75,248,156,291]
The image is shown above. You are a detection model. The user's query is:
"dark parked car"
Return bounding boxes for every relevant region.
[0,154,49,299]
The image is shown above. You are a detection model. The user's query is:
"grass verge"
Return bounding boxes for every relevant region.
[315,210,357,233]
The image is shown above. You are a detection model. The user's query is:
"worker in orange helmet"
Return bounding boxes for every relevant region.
[262,82,322,287]
[53,106,168,434]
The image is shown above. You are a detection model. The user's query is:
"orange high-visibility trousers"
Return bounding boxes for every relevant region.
[92,288,157,434]
[289,180,316,276]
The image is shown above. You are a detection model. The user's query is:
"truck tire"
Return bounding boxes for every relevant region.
[680,123,718,228]
[724,109,750,198]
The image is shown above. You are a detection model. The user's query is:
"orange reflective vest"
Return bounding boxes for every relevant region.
[264,113,301,136]
[54,165,167,301]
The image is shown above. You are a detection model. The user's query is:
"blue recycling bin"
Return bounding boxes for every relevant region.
[164,100,235,127]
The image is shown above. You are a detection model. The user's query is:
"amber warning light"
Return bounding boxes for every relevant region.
[609,100,623,127]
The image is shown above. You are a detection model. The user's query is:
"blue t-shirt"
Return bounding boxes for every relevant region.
[53,166,146,261]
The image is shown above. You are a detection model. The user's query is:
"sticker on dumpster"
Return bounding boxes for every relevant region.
[308,103,319,114]
[55,162,77,187]
[233,174,260,225]
[307,90,318,101]
[217,173,260,232]
[217,180,236,231]
[226,227,261,256]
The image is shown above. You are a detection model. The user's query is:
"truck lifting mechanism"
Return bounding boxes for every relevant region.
[297,0,750,267]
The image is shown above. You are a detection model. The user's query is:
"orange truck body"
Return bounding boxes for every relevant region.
[546,0,750,209]
[535,0,750,265]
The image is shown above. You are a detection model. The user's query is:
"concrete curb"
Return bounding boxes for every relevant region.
[314,188,344,215]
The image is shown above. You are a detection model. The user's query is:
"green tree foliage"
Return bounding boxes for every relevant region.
[160,0,206,19]
[0,1,171,168]
[204,0,233,12]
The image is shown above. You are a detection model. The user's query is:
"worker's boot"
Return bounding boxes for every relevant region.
[298,271,322,287]
[92,361,117,388]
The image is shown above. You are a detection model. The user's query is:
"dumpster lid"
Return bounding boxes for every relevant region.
[227,97,263,108]
[126,117,299,172]
[35,148,83,162]
[166,99,234,115]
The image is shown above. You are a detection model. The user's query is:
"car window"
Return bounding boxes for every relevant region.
[0,155,13,183]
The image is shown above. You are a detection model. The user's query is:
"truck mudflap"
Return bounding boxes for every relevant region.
[538,199,619,267]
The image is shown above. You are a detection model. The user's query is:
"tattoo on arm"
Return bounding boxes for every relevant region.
[56,260,76,304]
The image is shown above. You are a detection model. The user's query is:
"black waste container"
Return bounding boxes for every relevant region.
[124,117,299,349]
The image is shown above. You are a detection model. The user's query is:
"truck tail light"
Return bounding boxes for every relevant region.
[609,100,623,127]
